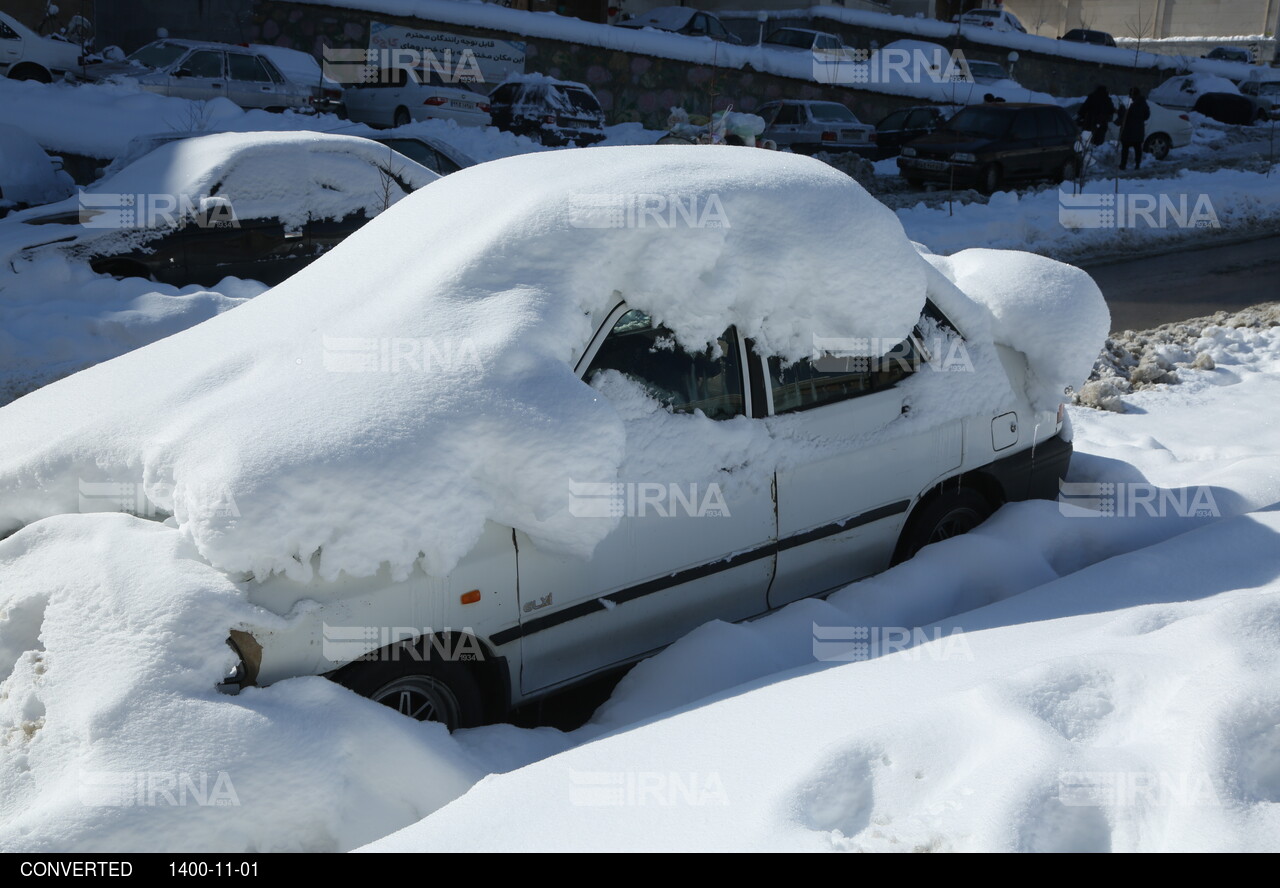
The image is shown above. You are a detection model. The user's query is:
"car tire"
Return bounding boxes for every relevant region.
[8,64,51,83]
[392,106,411,128]
[978,163,1002,195]
[893,487,996,564]
[1144,133,1172,161]
[90,258,156,282]
[335,646,487,731]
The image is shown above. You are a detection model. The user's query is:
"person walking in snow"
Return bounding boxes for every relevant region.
[1077,85,1114,148]
[1116,87,1150,171]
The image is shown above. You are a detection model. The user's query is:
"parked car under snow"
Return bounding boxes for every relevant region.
[487,76,606,146]
[0,147,1109,731]
[4,131,438,286]
[0,122,74,216]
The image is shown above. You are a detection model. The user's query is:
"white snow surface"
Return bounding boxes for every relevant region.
[0,147,938,583]
[928,248,1111,411]
[0,123,74,210]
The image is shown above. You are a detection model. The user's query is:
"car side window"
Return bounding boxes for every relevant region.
[0,21,18,40]
[906,109,935,129]
[880,110,908,130]
[585,309,746,421]
[773,104,802,125]
[689,14,709,35]
[228,53,272,82]
[768,337,922,415]
[183,50,225,79]
[1011,110,1040,140]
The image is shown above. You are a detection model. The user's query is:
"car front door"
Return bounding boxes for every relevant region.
[1004,108,1043,178]
[513,306,777,693]
[767,103,805,149]
[766,334,962,608]
[168,49,227,100]
[0,19,22,75]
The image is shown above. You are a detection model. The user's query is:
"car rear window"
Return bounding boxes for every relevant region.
[128,42,189,69]
[809,103,858,123]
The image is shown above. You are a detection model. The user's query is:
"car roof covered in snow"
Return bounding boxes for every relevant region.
[616,6,698,31]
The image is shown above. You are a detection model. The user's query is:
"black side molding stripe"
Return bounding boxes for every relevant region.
[490,499,910,647]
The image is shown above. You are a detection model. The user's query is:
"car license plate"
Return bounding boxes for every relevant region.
[453,101,475,110]
[918,159,947,170]
[841,130,866,142]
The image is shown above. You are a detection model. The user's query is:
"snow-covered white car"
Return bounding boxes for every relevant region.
[1068,97,1193,160]
[0,9,84,82]
[759,100,876,155]
[0,122,73,215]
[0,148,1107,731]
[4,131,438,285]
[614,6,743,44]
[958,9,1026,33]
[1149,73,1241,112]
[966,60,1013,85]
[763,27,846,54]
[343,66,492,129]
[84,39,312,111]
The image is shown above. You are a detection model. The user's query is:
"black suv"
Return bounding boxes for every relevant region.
[1061,29,1116,47]
[487,78,607,146]
[897,103,1081,194]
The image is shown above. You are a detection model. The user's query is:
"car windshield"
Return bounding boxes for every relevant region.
[943,107,1011,137]
[809,102,857,123]
[965,10,998,17]
[563,87,602,113]
[969,62,1006,78]
[765,30,813,49]
[127,42,189,69]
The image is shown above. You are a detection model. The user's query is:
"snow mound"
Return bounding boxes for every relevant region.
[927,248,1110,411]
[362,507,1280,852]
[0,514,481,852]
[0,123,74,211]
[0,147,929,582]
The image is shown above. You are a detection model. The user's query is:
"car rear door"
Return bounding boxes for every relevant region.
[0,18,22,75]
[511,306,777,693]
[766,335,961,607]
[226,52,278,109]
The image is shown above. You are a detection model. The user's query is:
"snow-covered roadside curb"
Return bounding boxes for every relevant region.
[895,163,1280,263]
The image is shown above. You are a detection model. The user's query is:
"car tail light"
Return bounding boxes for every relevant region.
[478,103,491,113]
[323,87,342,100]
[543,115,557,124]
[821,131,837,141]
[869,132,877,142]
[1179,114,1190,121]
[423,97,448,106]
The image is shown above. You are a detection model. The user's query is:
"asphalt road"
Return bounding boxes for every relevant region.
[1083,233,1280,332]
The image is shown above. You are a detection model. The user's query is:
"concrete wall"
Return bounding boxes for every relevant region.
[1004,0,1280,41]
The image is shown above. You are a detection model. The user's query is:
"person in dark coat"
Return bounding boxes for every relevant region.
[1116,86,1150,170]
[1077,85,1114,147]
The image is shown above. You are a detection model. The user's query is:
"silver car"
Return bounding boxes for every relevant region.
[86,39,312,111]
[759,100,876,156]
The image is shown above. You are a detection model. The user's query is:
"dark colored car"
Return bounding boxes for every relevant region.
[10,133,438,288]
[1193,92,1261,125]
[897,103,1081,194]
[487,78,607,146]
[1061,29,1116,47]
[371,135,477,175]
[873,106,948,159]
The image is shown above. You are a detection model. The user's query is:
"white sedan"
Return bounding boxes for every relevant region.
[0,10,83,82]
[343,66,492,129]
[0,148,1107,731]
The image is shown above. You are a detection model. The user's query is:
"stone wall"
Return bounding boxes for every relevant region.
[248,0,1181,131]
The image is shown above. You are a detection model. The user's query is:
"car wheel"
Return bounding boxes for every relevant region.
[1058,157,1079,183]
[1144,133,1172,161]
[8,64,51,83]
[393,107,411,128]
[978,163,1001,195]
[893,487,996,564]
[334,645,487,731]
